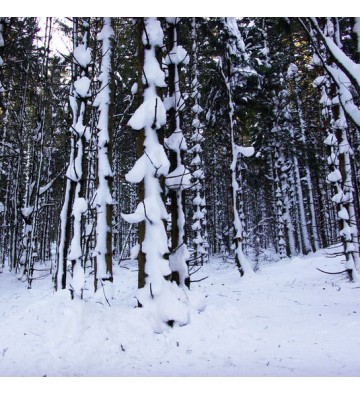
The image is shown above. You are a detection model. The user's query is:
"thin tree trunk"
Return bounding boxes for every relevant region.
[93,17,114,292]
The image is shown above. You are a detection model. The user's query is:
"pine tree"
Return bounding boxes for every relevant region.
[56,18,92,296]
[189,17,208,266]
[287,62,320,252]
[303,17,360,281]
[164,18,191,288]
[0,18,8,271]
[93,17,114,293]
[122,18,189,331]
[219,17,255,275]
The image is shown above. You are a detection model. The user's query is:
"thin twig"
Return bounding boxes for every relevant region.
[316,268,348,275]
[100,280,111,307]
[190,276,208,283]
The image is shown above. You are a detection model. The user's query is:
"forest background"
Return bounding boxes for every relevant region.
[2,0,359,392]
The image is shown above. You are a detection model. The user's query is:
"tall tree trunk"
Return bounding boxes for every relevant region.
[56,18,91,296]
[122,17,189,331]
[93,17,114,292]
[165,18,191,288]
[189,17,207,266]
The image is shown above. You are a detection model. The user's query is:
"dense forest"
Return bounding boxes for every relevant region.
[1,17,360,329]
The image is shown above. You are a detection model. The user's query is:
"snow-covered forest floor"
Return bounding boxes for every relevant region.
[1,245,360,377]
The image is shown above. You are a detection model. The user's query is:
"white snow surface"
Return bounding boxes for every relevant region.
[1,246,360,376]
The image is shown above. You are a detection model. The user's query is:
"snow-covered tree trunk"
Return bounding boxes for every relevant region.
[189,17,208,266]
[312,82,338,247]
[56,20,80,291]
[56,157,75,290]
[219,18,255,276]
[122,18,189,331]
[25,115,46,288]
[279,156,296,256]
[17,18,53,287]
[82,122,96,274]
[276,68,311,255]
[308,20,360,281]
[324,99,360,281]
[93,17,114,292]
[317,76,359,280]
[0,18,7,270]
[273,148,287,259]
[10,159,22,271]
[6,21,38,275]
[39,156,53,263]
[56,18,92,296]
[301,18,360,129]
[271,85,296,257]
[288,63,320,251]
[132,19,147,291]
[19,132,36,276]
[0,18,6,112]
[164,18,191,288]
[292,152,311,254]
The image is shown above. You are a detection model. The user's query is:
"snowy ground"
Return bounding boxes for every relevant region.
[1,246,360,377]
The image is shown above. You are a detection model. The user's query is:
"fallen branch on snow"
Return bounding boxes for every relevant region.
[316,268,348,275]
